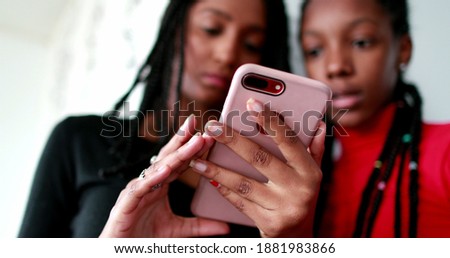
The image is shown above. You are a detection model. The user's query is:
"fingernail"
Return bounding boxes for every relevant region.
[189,159,207,173]
[205,121,223,136]
[247,98,263,113]
[209,180,221,188]
[186,132,201,146]
[177,114,195,136]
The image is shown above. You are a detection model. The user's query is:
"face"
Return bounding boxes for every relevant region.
[181,0,266,109]
[300,0,410,128]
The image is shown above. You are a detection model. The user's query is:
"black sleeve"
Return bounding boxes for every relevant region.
[18,118,77,237]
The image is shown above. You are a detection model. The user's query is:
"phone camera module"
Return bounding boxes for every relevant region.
[242,73,285,96]
[243,75,268,89]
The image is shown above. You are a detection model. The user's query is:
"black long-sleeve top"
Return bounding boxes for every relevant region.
[18,116,259,237]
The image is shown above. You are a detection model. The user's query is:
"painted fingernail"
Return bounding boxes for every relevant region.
[205,121,223,136]
[209,180,221,188]
[189,159,207,173]
[247,98,263,113]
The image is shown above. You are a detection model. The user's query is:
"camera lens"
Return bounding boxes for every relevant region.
[242,73,285,96]
[243,75,268,89]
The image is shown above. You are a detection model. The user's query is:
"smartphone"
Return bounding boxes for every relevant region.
[191,64,332,227]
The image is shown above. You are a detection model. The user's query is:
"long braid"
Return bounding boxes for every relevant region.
[313,117,335,236]
[351,81,422,237]
[392,82,422,237]
[394,138,408,237]
[352,95,405,237]
[363,128,402,237]
[99,0,192,178]
[172,22,185,133]
[406,84,422,237]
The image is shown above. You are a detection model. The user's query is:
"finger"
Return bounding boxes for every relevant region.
[204,119,287,183]
[189,159,277,208]
[156,114,196,161]
[247,98,319,172]
[115,164,171,215]
[177,218,230,237]
[197,132,215,157]
[308,120,326,166]
[159,132,207,182]
[201,182,269,229]
[204,119,288,184]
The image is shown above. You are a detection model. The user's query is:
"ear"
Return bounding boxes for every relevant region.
[398,34,413,68]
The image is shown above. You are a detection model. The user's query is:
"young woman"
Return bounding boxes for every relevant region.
[299,0,450,237]
[19,0,325,238]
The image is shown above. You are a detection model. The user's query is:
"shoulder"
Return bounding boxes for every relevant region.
[52,115,130,139]
[46,115,130,154]
[421,122,450,146]
[42,115,107,155]
[42,115,134,177]
[420,122,450,155]
[420,122,450,181]
[54,115,105,134]
[421,122,450,200]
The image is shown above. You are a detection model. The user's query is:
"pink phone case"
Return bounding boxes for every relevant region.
[191,64,332,227]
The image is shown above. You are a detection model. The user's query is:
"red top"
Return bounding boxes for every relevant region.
[319,104,450,237]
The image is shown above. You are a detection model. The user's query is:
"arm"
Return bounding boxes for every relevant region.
[18,118,77,237]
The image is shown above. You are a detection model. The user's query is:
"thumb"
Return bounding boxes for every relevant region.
[177,218,230,237]
[308,121,326,166]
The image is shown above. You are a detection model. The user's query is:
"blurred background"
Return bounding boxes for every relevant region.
[0,0,449,238]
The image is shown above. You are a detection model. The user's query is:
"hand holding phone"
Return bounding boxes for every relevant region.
[190,64,331,230]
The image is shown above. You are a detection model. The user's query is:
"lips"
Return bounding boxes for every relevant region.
[202,73,231,90]
[332,91,363,110]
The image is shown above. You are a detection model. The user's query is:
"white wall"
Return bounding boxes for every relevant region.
[0,30,52,238]
[406,0,450,122]
[0,0,449,238]
[0,0,169,238]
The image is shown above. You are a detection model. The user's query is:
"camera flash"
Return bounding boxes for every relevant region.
[275,85,281,90]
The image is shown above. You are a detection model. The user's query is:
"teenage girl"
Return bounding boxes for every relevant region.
[299,0,450,237]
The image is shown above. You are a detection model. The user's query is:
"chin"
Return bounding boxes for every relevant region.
[205,97,226,110]
[195,94,226,109]
[330,110,366,131]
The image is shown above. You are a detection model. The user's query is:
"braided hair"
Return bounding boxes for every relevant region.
[300,0,422,237]
[99,0,291,179]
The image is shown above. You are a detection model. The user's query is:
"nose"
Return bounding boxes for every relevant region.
[213,33,240,70]
[326,46,353,79]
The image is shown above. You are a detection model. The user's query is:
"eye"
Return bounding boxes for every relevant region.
[303,47,322,58]
[203,27,222,36]
[244,41,263,53]
[352,39,373,49]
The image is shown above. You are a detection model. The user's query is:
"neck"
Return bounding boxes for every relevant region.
[140,96,221,142]
[177,95,222,132]
[337,103,397,138]
[139,97,220,189]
